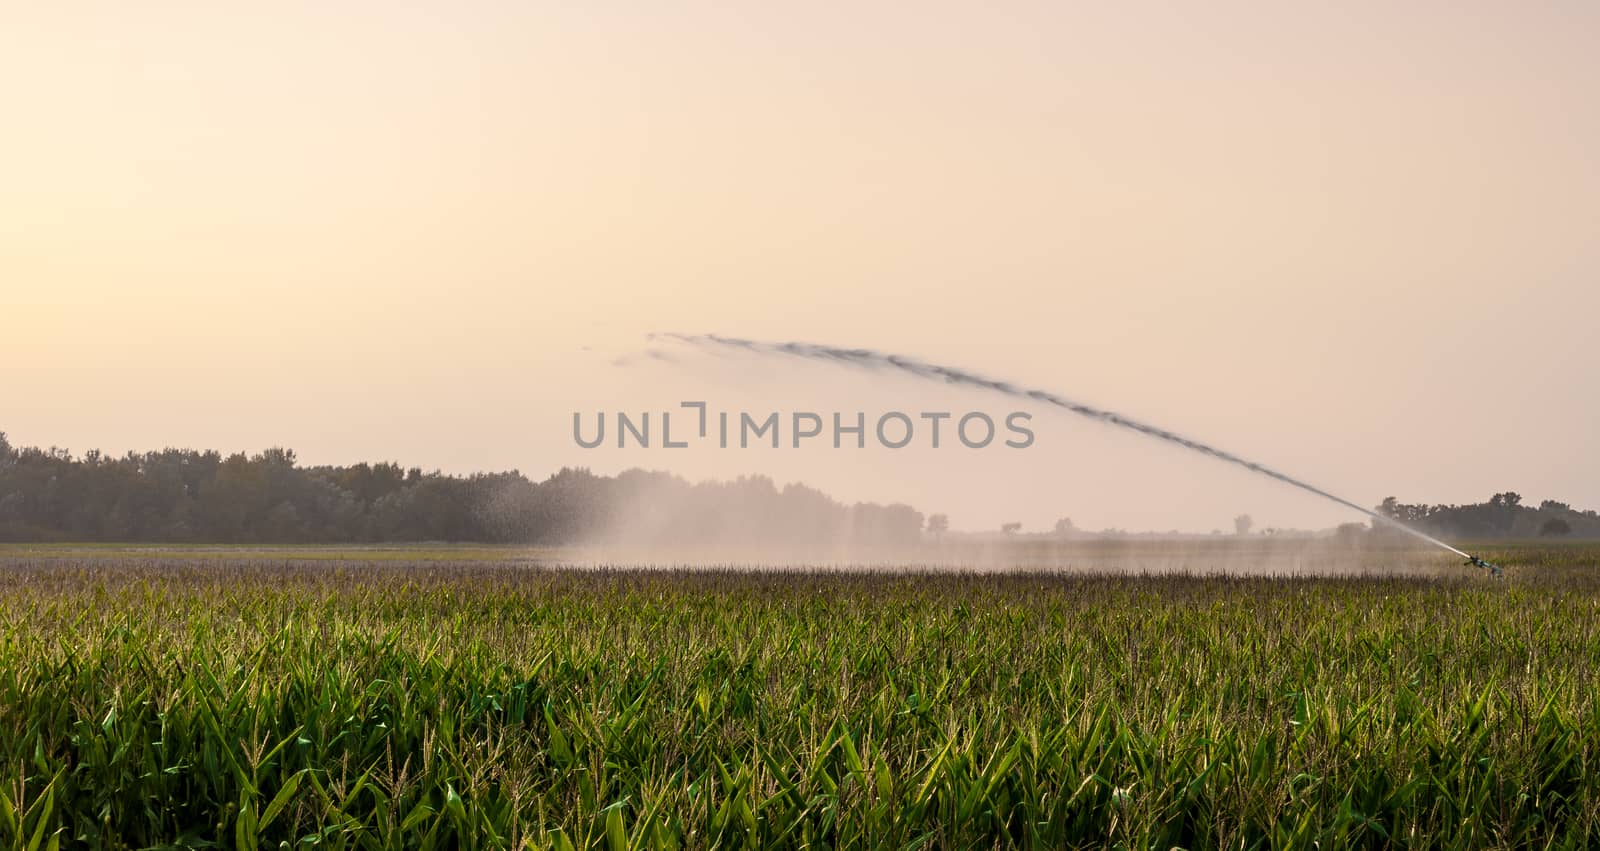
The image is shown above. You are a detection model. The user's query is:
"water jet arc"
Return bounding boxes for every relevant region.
[661,333,1496,573]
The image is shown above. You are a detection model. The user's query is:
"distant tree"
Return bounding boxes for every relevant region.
[1541,517,1572,537]
[1053,517,1075,538]
[872,503,926,547]
[1334,522,1366,545]
[1374,496,1429,528]
[926,513,949,542]
[1540,500,1572,514]
[1234,514,1253,536]
[1001,522,1022,536]
[1488,491,1524,534]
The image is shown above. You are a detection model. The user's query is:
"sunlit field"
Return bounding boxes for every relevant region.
[2,542,1597,849]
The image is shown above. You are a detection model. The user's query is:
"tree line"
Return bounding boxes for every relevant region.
[0,432,924,546]
[1376,492,1598,539]
[4,431,1590,545]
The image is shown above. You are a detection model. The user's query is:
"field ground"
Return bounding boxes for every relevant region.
[1,542,1598,849]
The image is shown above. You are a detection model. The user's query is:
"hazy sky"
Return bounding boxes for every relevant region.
[4,2,1597,532]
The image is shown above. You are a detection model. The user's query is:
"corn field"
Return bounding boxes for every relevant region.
[1,545,1598,849]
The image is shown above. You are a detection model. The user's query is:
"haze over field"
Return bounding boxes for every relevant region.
[5,3,1598,531]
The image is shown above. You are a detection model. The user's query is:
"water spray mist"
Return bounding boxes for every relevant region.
[657,333,1503,578]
